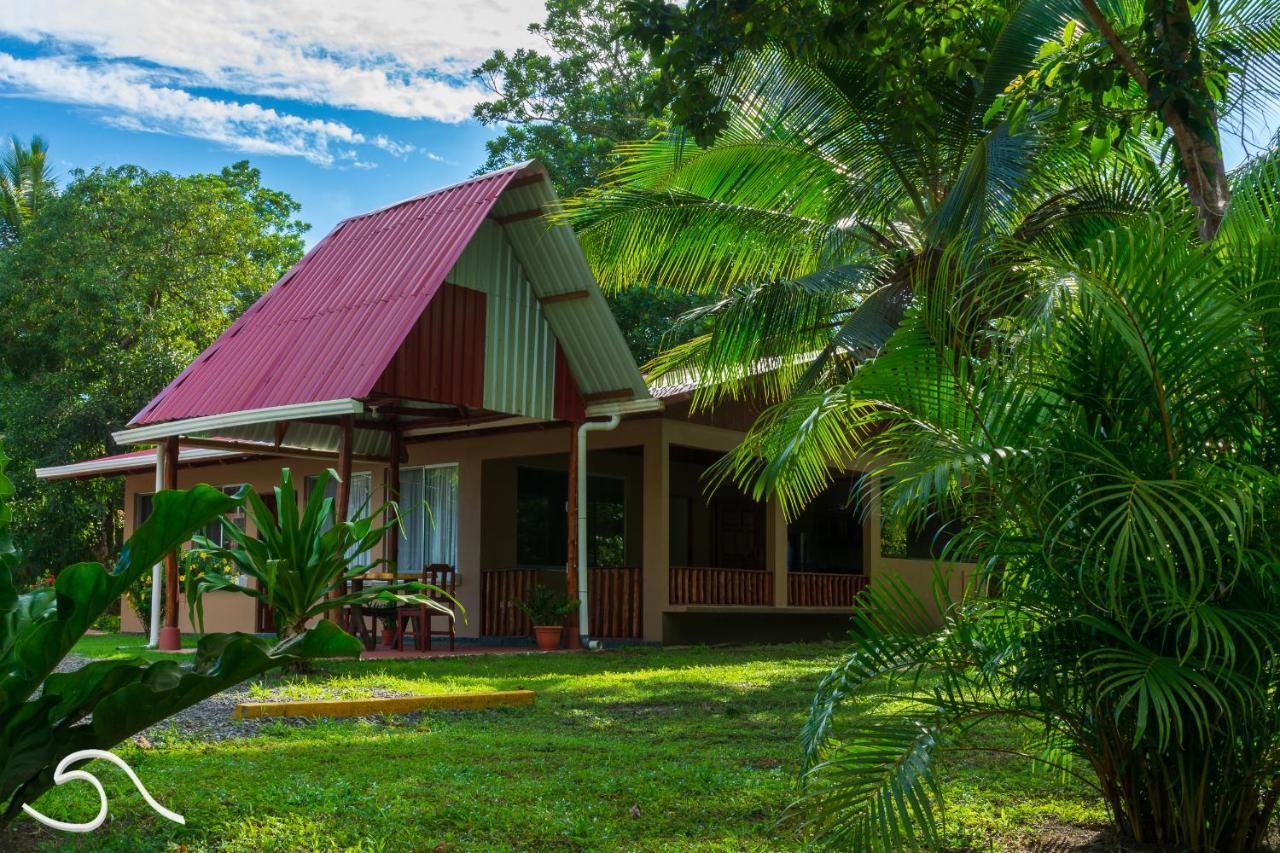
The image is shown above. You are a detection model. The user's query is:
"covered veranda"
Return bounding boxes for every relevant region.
[106,162,659,651]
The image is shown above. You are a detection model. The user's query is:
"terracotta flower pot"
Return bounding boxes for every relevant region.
[381,628,396,646]
[533,625,563,651]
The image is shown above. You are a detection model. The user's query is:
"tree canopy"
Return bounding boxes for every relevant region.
[472,0,710,362]
[623,0,1280,240]
[0,160,306,579]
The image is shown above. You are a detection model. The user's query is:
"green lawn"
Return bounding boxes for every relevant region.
[73,631,199,661]
[12,639,1105,851]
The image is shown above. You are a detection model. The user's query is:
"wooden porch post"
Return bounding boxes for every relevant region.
[565,420,583,649]
[158,436,182,651]
[327,415,354,625]
[386,428,402,573]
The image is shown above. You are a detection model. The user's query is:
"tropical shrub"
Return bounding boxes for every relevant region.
[185,468,454,640]
[0,450,363,828]
[514,585,578,626]
[786,151,1280,850]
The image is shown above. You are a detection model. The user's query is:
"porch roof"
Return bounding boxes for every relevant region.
[34,445,250,481]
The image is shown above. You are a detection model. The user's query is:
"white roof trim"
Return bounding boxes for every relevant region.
[113,399,365,445]
[402,416,540,439]
[585,398,664,418]
[35,447,242,481]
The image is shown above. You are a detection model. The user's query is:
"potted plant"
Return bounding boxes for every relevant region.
[380,614,397,647]
[514,586,578,651]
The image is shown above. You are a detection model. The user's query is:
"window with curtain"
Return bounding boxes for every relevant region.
[305,471,374,567]
[398,465,459,575]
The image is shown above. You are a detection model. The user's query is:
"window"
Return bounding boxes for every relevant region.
[879,476,964,560]
[788,476,865,573]
[399,465,459,574]
[515,467,627,568]
[306,472,374,567]
[137,487,246,545]
[202,484,248,547]
[134,492,154,529]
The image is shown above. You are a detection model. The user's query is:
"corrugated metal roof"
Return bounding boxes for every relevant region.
[125,160,651,443]
[130,163,532,426]
[34,446,248,480]
[492,183,651,400]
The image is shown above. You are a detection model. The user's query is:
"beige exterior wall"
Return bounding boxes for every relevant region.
[119,411,969,644]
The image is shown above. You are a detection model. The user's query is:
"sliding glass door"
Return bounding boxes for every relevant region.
[399,465,459,574]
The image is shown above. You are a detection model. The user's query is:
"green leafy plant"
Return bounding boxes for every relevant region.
[785,150,1280,850]
[0,450,363,828]
[514,585,578,626]
[185,468,457,640]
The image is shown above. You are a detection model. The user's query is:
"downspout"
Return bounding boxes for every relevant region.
[576,415,620,648]
[146,443,164,648]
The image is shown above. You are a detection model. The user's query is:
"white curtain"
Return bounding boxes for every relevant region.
[309,471,373,567]
[346,472,372,567]
[398,465,458,575]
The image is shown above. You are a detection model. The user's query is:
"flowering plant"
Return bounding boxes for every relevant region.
[25,569,55,592]
[124,547,243,624]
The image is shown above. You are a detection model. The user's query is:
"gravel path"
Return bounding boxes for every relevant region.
[48,653,421,743]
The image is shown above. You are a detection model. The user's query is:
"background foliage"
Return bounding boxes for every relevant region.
[0,160,307,584]
[471,0,711,363]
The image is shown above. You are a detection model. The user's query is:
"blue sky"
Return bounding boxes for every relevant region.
[0,2,550,242]
[0,2,1274,245]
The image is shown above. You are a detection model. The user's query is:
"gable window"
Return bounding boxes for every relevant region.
[398,465,459,574]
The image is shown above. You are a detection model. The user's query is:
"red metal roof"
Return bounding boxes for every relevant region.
[130,163,532,426]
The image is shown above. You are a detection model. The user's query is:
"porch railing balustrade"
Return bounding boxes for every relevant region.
[480,566,643,639]
[787,571,869,607]
[668,566,774,606]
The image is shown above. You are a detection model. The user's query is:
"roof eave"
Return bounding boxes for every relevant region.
[113,398,365,445]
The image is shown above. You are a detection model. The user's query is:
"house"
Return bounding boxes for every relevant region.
[36,162,968,648]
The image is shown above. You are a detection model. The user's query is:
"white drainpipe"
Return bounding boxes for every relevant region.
[146,443,165,648]
[576,415,620,648]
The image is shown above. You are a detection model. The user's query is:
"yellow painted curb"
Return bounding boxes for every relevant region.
[234,689,535,720]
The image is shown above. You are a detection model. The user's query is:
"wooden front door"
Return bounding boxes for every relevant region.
[711,492,766,570]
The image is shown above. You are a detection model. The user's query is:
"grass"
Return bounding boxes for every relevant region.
[73,631,198,661]
[11,638,1105,851]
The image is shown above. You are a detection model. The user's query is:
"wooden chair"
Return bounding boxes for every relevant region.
[395,564,457,652]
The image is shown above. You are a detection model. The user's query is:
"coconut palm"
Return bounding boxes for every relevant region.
[789,149,1280,850]
[0,135,55,243]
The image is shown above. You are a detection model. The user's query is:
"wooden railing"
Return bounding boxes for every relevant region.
[787,572,869,607]
[481,568,555,637]
[480,567,643,639]
[669,566,774,606]
[587,567,643,639]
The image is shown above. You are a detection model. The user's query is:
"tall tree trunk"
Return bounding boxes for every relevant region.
[1080,0,1230,241]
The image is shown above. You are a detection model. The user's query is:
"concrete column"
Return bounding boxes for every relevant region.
[767,496,788,606]
[641,421,669,642]
[455,455,483,638]
[158,436,182,651]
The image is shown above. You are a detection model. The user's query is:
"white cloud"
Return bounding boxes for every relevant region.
[0,1,547,120]
[0,52,395,166]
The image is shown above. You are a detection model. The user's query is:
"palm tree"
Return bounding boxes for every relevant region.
[0,135,55,242]
[790,147,1280,850]
[567,0,1160,513]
